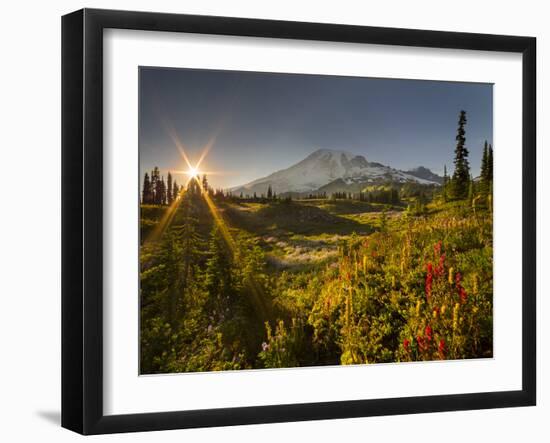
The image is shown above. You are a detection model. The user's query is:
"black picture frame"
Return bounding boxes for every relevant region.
[62,8,536,435]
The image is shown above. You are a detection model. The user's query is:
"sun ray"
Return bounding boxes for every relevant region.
[192,176,269,317]
[143,175,193,244]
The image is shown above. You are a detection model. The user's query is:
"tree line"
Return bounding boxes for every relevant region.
[441,110,493,205]
[141,167,182,205]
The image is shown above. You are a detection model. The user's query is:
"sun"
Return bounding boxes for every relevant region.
[187,167,199,178]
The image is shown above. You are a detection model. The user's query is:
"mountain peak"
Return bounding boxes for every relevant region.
[404,166,443,184]
[307,148,357,159]
[233,149,441,195]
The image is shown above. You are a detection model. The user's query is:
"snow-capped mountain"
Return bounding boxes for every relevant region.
[403,166,444,185]
[232,149,440,195]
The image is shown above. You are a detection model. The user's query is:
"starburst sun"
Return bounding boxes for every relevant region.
[187,167,200,178]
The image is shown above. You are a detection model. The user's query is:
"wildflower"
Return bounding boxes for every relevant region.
[417,335,427,352]
[459,286,468,303]
[261,342,269,352]
[436,254,446,276]
[448,267,454,285]
[452,303,460,331]
[433,306,440,318]
[455,272,462,288]
[403,339,411,352]
[434,240,442,258]
[425,325,433,341]
[438,339,446,357]
[415,300,421,316]
[425,263,433,301]
[441,304,446,315]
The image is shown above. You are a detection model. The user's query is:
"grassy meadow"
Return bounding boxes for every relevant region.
[139,188,493,373]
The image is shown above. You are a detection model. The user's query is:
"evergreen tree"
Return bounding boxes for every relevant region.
[172,181,179,201]
[151,167,161,204]
[481,141,489,181]
[451,110,470,199]
[205,225,234,315]
[159,176,166,205]
[142,172,152,204]
[187,177,200,196]
[442,164,448,202]
[167,172,173,204]
[202,174,209,194]
[267,185,273,199]
[178,198,200,291]
[488,144,493,182]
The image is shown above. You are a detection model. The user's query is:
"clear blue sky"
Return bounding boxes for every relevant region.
[139,67,492,189]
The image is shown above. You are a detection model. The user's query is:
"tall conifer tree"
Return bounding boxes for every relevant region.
[172,180,179,201]
[201,174,209,194]
[167,172,173,204]
[442,164,448,202]
[451,110,470,199]
[151,167,161,204]
[487,144,493,182]
[142,172,152,204]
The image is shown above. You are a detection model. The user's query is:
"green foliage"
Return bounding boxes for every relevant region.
[140,173,492,373]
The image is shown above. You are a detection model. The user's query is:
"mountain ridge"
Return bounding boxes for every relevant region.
[232,148,442,196]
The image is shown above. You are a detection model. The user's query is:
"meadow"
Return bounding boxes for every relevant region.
[139,187,493,373]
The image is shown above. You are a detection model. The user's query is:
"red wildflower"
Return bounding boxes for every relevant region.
[425,325,433,341]
[434,241,442,257]
[436,254,446,276]
[455,272,462,288]
[425,263,433,301]
[438,339,446,357]
[417,335,427,352]
[459,286,468,303]
[403,339,411,352]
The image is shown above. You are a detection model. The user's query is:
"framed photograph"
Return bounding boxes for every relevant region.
[62,8,536,435]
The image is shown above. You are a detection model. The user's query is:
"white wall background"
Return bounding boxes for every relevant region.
[0,0,546,441]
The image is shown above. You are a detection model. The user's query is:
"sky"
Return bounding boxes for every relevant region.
[139,67,493,189]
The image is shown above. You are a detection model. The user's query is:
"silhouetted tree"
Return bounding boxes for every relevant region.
[451,110,470,199]
[142,172,153,204]
[167,172,173,204]
[442,164,448,202]
[488,144,493,182]
[202,174,209,194]
[172,180,179,200]
[151,167,161,204]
